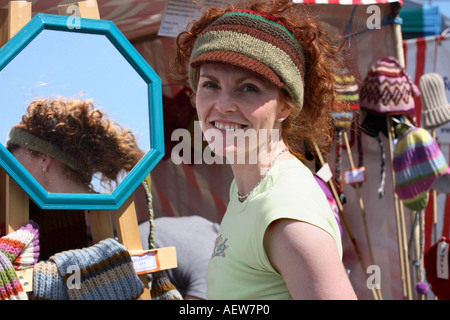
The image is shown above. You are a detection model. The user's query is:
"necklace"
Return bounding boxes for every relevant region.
[237,148,289,201]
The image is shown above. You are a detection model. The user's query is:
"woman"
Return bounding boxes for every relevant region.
[6,97,144,193]
[173,0,357,299]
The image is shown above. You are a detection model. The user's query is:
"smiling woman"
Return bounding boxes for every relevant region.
[171,0,358,300]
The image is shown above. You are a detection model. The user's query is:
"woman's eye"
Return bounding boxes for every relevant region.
[201,81,220,90]
[240,84,259,93]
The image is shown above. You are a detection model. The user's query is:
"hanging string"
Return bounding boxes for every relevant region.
[142,174,155,250]
[376,134,386,198]
[335,129,346,204]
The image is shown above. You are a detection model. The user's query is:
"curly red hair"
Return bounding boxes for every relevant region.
[171,0,347,162]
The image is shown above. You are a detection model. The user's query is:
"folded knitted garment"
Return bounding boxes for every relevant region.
[0,252,28,300]
[33,238,144,300]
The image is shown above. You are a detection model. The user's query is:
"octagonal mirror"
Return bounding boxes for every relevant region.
[0,14,164,210]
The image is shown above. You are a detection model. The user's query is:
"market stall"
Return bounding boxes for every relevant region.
[2,0,448,301]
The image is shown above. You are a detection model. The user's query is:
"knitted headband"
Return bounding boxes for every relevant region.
[6,125,87,176]
[189,9,305,113]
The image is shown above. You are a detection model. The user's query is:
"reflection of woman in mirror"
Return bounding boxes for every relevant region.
[5,97,145,260]
[6,97,144,193]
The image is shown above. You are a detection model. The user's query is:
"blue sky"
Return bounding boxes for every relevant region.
[0,29,151,153]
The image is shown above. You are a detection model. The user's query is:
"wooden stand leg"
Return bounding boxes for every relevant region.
[2,1,32,234]
[114,196,151,300]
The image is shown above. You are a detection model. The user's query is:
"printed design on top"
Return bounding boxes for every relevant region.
[211,234,229,258]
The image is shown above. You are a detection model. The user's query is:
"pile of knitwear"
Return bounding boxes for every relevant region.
[0,220,144,300]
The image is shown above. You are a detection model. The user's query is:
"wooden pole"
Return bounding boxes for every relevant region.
[2,1,32,234]
[387,118,413,300]
[342,131,383,300]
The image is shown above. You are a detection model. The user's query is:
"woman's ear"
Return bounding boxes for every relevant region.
[41,155,53,172]
[277,102,293,122]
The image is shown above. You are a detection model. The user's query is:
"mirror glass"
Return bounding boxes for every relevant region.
[0,29,151,194]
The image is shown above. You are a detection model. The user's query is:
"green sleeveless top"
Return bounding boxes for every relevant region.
[206,158,343,300]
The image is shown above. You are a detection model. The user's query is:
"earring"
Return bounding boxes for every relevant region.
[277,118,285,123]
[42,167,46,172]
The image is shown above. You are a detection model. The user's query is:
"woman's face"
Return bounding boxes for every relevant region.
[195,63,287,162]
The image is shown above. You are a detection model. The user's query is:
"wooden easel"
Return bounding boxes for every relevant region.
[0,0,177,300]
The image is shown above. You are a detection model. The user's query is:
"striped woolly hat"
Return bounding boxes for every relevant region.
[393,123,450,211]
[332,68,360,128]
[188,9,305,113]
[33,238,144,300]
[360,57,420,115]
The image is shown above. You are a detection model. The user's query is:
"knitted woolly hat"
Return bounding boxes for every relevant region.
[360,57,420,115]
[33,238,144,300]
[332,68,360,129]
[188,9,305,114]
[0,220,40,270]
[419,73,450,129]
[0,252,28,300]
[393,123,450,211]
[424,237,450,300]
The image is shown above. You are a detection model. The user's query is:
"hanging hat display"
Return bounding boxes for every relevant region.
[359,56,419,199]
[419,73,450,130]
[360,56,420,116]
[393,123,450,211]
[332,67,362,203]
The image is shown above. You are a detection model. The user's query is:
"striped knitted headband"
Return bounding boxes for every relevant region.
[6,125,88,176]
[189,9,305,113]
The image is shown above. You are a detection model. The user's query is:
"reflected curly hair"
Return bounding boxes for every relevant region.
[8,97,144,189]
[171,0,347,162]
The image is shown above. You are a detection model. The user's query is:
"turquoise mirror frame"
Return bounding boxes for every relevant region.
[0,14,164,210]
